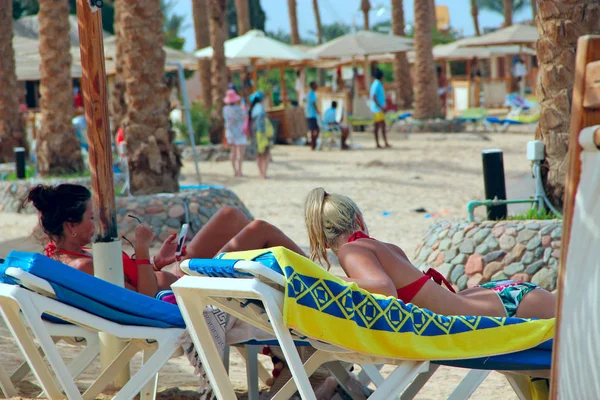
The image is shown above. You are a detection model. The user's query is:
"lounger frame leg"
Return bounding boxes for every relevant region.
[447,369,491,400]
[359,364,384,387]
[367,361,429,400]
[0,364,17,398]
[246,345,259,400]
[399,364,440,400]
[504,373,533,400]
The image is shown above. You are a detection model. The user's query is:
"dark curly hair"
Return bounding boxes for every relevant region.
[25,184,91,240]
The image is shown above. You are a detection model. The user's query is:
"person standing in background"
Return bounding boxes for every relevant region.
[305,81,320,150]
[295,69,306,105]
[370,69,390,148]
[222,89,247,177]
[436,65,448,118]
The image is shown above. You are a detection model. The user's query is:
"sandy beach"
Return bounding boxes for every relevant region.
[0,130,536,399]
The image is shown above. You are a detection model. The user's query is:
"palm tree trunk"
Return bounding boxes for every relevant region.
[192,0,212,108]
[535,0,600,209]
[287,0,301,44]
[503,0,513,27]
[235,0,251,35]
[0,0,27,163]
[121,0,181,194]
[471,0,481,36]
[361,0,370,30]
[110,0,126,138]
[312,0,326,86]
[531,0,537,21]
[37,0,83,176]
[413,0,442,120]
[391,0,413,108]
[208,0,227,144]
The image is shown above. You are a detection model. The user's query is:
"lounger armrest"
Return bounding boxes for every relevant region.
[5,267,57,299]
[234,261,287,288]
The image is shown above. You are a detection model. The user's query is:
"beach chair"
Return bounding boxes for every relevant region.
[454,108,488,132]
[172,248,554,400]
[550,35,600,398]
[483,112,540,133]
[0,251,186,400]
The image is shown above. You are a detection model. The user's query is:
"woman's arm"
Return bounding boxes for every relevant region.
[337,245,397,297]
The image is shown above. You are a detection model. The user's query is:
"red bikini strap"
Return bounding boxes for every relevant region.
[347,231,373,242]
[424,268,456,293]
[44,243,91,258]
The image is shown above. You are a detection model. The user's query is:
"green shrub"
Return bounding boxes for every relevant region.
[174,103,211,146]
[507,207,560,221]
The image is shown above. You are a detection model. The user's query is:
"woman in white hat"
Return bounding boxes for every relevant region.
[222,88,247,177]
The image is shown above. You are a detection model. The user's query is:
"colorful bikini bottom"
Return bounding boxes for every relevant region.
[478,280,539,318]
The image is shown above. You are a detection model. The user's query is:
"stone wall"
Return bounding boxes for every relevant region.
[396,119,466,134]
[413,219,562,292]
[1,178,252,242]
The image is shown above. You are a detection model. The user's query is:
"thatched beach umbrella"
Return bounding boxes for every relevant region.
[459,24,539,48]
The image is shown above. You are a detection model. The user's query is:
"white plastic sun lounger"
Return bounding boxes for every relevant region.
[0,251,185,400]
[173,255,552,400]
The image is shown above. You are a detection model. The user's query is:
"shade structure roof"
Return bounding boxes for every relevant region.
[195,30,316,63]
[12,30,197,81]
[459,24,539,48]
[308,30,413,58]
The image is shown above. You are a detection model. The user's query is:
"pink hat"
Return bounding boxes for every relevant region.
[223,89,241,104]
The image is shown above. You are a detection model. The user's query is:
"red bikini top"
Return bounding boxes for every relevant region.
[45,243,139,288]
[347,231,455,303]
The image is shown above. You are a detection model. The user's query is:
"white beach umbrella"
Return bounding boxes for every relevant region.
[459,24,539,48]
[309,30,413,58]
[194,30,316,62]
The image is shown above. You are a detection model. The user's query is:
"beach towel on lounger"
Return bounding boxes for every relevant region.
[217,247,555,360]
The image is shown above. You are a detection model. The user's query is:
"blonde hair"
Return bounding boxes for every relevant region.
[304,187,363,269]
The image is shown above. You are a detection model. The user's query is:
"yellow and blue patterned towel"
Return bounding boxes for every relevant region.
[221,247,555,361]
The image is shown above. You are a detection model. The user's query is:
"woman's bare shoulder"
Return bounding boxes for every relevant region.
[70,257,94,275]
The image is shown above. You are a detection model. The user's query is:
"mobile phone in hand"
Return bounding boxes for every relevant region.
[176,223,189,257]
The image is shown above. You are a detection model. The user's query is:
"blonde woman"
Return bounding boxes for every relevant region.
[304,187,556,319]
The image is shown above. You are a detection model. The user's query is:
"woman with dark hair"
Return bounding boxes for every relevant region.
[25,184,304,298]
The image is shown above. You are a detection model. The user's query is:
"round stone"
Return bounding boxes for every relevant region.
[527,236,542,251]
[474,228,491,245]
[516,224,525,231]
[467,273,484,288]
[527,222,540,230]
[548,258,558,271]
[436,263,455,280]
[426,234,438,247]
[543,247,552,263]
[531,268,557,291]
[458,275,469,291]
[510,273,530,282]
[166,218,181,228]
[525,260,545,275]
[511,243,527,260]
[438,229,448,239]
[452,231,465,245]
[475,243,490,255]
[535,247,544,259]
[451,254,467,265]
[551,228,562,239]
[434,252,445,267]
[540,224,555,235]
[505,227,517,236]
[459,239,475,254]
[541,235,552,247]
[491,271,509,281]
[439,239,452,251]
[522,251,535,265]
[517,229,536,243]
[465,254,483,275]
[492,226,505,238]
[483,250,505,265]
[499,234,516,251]
[504,262,525,276]
[484,235,500,250]
[483,261,504,280]
[444,247,458,263]
[551,249,561,259]
[427,250,440,263]
[451,264,465,284]
[551,240,561,249]
[420,248,433,262]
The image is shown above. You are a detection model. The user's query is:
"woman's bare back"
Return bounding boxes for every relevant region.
[339,239,507,317]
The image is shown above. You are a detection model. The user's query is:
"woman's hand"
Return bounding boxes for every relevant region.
[155,233,186,269]
[135,224,155,249]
